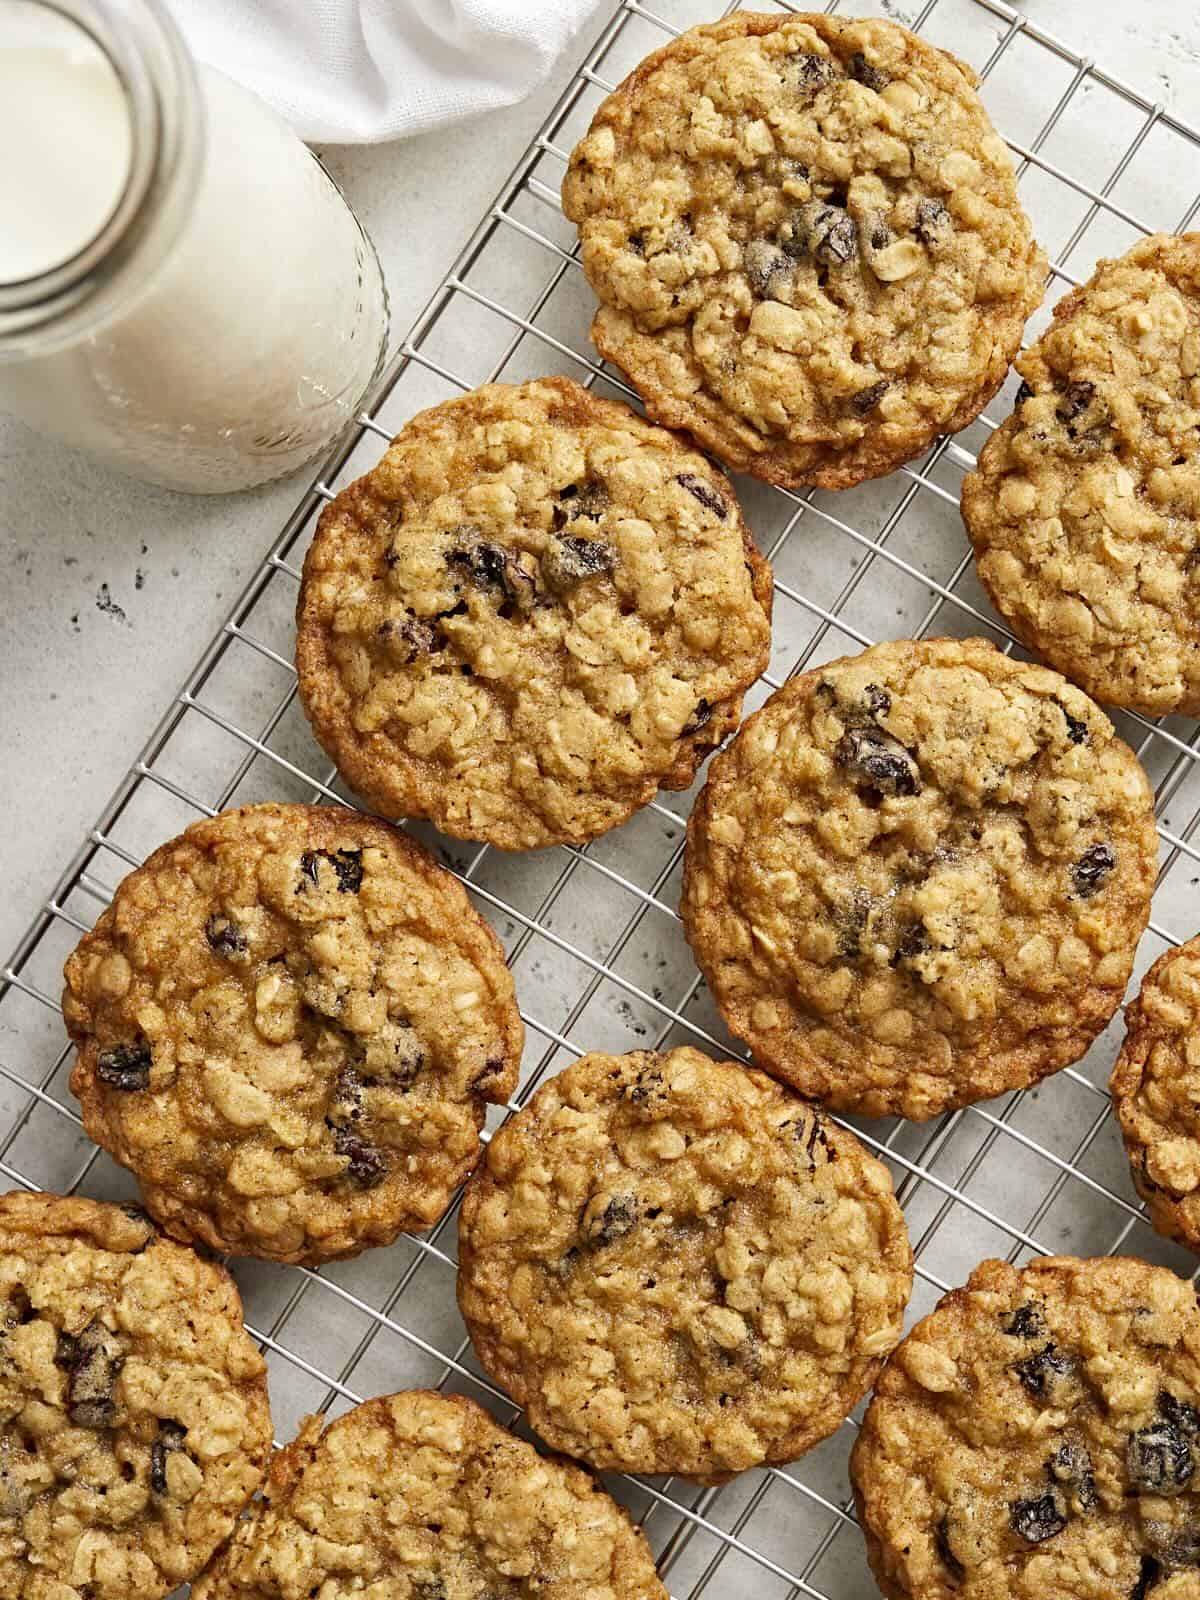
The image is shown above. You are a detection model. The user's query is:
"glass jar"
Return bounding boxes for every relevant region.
[0,0,389,494]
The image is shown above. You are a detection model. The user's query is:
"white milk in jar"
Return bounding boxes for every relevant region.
[0,11,133,282]
[0,0,388,493]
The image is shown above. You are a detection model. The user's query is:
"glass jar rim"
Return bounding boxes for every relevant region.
[0,0,203,357]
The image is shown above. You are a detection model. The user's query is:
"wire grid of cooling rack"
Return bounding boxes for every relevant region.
[4,0,1200,1594]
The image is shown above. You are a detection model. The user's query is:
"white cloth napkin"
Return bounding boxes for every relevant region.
[166,0,602,144]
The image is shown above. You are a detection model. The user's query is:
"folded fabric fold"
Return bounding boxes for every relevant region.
[164,0,601,144]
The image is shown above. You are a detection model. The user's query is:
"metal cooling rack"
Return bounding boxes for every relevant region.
[5,1,1200,1593]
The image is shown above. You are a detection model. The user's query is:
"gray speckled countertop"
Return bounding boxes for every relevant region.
[0,0,1198,957]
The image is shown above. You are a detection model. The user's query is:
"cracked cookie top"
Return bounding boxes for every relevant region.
[0,1191,270,1600]
[456,1047,912,1483]
[851,1255,1200,1600]
[294,378,772,850]
[190,1390,667,1600]
[1111,935,1200,1252]
[681,637,1158,1120]
[963,234,1200,716]
[63,804,522,1265]
[562,12,1045,489]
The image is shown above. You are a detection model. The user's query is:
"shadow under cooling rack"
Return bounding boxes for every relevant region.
[6,2,1200,1595]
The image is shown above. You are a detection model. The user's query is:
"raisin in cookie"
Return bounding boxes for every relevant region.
[191,1389,667,1600]
[852,1255,1200,1600]
[963,234,1200,717]
[295,377,771,851]
[456,1047,912,1483]
[0,1191,270,1600]
[1111,935,1200,1252]
[562,13,1045,491]
[681,636,1158,1121]
[63,803,522,1265]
